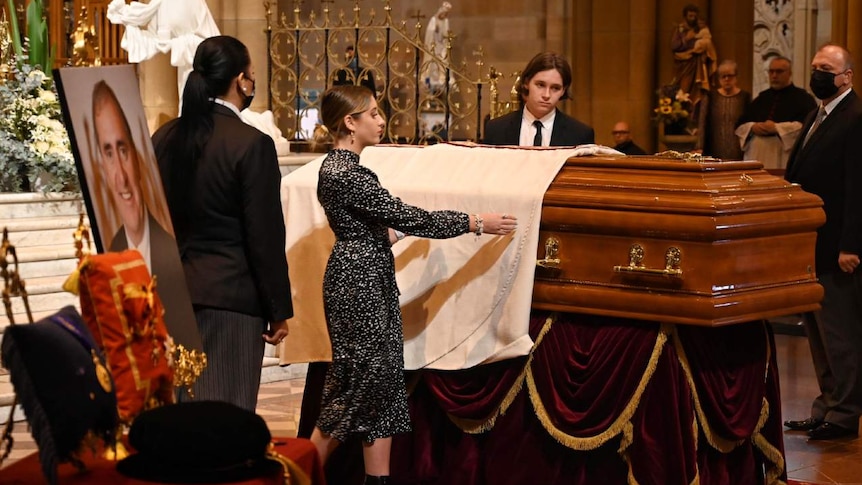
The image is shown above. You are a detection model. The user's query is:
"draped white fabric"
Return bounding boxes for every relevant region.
[107,0,220,102]
[278,143,621,370]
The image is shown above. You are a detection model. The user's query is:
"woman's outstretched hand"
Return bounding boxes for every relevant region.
[481,213,518,236]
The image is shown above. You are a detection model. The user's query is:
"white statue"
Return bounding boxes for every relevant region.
[106,0,220,105]
[421,2,452,93]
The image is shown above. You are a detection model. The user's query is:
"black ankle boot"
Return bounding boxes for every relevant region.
[364,475,389,485]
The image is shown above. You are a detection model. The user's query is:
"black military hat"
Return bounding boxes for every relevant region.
[116,400,284,483]
[0,305,119,485]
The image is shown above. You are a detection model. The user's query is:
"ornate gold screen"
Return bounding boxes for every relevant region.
[267,0,512,145]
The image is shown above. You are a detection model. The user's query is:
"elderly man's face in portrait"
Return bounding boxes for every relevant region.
[94,99,144,238]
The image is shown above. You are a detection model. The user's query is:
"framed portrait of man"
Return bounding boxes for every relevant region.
[54,65,202,351]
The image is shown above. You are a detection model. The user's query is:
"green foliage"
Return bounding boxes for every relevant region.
[25,0,52,75]
[5,0,23,59]
[5,0,54,77]
[0,62,78,192]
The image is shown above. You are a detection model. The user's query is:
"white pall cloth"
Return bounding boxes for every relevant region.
[107,0,220,102]
[279,143,622,370]
[241,109,291,156]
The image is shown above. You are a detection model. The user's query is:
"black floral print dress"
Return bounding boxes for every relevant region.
[316,148,470,442]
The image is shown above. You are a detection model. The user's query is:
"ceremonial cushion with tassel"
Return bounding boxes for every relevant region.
[0,306,119,485]
[64,249,175,425]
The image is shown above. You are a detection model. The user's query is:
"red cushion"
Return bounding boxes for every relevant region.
[76,250,174,424]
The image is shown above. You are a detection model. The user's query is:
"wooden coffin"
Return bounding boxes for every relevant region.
[532,154,825,326]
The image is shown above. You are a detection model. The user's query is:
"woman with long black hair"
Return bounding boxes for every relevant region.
[152,35,293,411]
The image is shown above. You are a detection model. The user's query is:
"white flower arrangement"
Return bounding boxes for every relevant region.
[0,62,78,193]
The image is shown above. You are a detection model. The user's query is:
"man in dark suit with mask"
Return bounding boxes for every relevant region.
[483,52,594,147]
[784,43,862,441]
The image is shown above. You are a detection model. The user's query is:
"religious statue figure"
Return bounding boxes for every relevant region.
[421,2,452,93]
[670,4,717,110]
[106,0,220,104]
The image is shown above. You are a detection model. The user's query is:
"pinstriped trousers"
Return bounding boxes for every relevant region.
[180,308,267,412]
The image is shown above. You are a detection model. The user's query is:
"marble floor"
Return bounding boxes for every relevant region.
[1,332,861,484]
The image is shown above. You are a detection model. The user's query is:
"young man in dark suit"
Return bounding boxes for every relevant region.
[483,52,594,147]
[784,43,862,441]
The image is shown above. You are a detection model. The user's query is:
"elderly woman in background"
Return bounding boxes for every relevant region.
[703,59,751,159]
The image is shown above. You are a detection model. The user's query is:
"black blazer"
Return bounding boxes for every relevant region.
[785,90,862,275]
[152,104,293,322]
[483,108,595,146]
[110,213,201,350]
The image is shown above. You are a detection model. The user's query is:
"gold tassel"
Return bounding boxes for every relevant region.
[62,258,90,295]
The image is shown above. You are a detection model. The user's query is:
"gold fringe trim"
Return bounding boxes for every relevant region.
[750,324,787,485]
[752,430,787,485]
[449,313,557,434]
[691,412,701,485]
[618,421,641,485]
[526,322,669,451]
[750,397,786,485]
[671,324,747,453]
[675,321,787,485]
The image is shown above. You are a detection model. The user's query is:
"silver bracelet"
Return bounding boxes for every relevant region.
[394,230,406,241]
[473,214,484,236]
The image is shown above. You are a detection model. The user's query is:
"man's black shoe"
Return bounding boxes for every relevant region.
[784,417,823,431]
[807,422,856,440]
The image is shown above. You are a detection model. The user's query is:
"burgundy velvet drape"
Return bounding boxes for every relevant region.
[300,312,786,485]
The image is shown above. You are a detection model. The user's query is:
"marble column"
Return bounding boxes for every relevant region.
[578,0,658,151]
[209,0,271,113]
[139,53,179,134]
[569,0,658,151]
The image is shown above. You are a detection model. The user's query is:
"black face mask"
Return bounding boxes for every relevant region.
[809,70,840,100]
[241,76,256,111]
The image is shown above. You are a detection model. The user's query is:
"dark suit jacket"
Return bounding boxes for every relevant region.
[110,213,202,350]
[614,140,647,155]
[483,108,595,146]
[785,90,862,275]
[152,104,293,323]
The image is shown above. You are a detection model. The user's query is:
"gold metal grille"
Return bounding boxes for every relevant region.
[266,0,509,145]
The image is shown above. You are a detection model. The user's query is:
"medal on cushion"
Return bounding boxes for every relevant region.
[91,349,113,393]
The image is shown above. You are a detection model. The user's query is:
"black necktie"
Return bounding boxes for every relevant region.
[802,107,827,148]
[533,120,543,147]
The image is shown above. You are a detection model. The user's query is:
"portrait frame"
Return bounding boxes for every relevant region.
[54,65,172,251]
[54,64,202,351]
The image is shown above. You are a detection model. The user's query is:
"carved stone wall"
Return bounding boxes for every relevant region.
[753,0,794,95]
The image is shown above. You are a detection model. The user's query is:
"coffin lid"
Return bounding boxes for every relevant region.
[546,154,822,216]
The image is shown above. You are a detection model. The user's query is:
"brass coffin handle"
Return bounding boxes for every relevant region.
[536,236,561,269]
[613,244,683,277]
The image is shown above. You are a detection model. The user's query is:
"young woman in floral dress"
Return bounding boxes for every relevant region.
[310,85,517,485]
